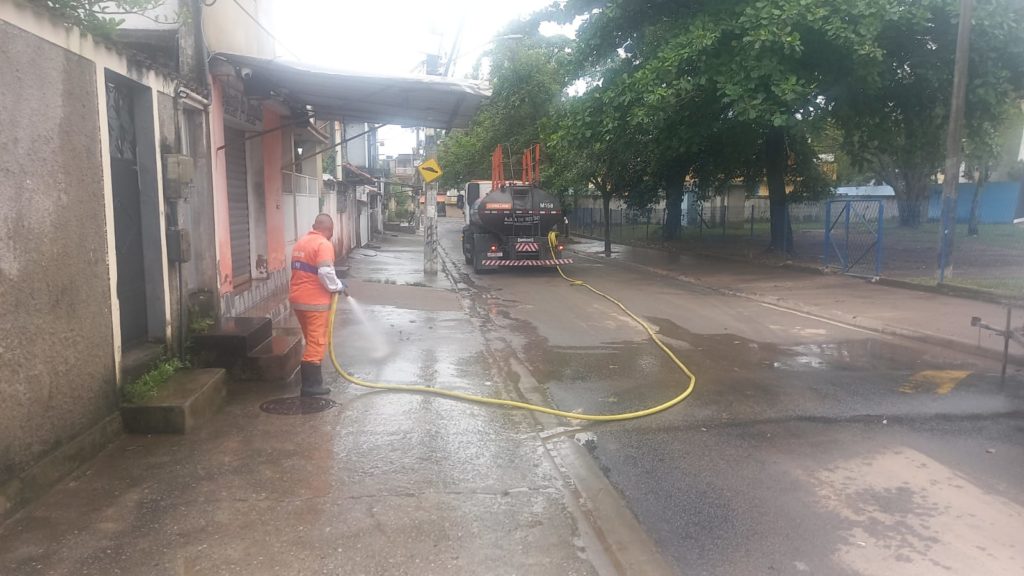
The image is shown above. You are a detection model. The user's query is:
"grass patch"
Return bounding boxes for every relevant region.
[189,315,214,334]
[123,357,184,404]
[885,222,1024,251]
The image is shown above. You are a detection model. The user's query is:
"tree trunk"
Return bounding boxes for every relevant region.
[967,170,987,236]
[663,171,685,241]
[764,126,791,253]
[898,170,930,227]
[602,189,612,256]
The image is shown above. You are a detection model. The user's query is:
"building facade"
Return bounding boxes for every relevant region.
[1,0,486,522]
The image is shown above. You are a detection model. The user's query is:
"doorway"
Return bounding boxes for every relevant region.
[105,71,167,349]
[106,79,148,346]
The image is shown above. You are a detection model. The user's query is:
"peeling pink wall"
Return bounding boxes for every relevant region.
[210,78,233,294]
[262,107,285,272]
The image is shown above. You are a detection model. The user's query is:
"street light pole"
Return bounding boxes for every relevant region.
[937,0,973,282]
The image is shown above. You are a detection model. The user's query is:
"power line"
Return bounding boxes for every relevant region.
[228,0,299,59]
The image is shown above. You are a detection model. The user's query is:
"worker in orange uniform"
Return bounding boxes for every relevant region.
[290,213,347,396]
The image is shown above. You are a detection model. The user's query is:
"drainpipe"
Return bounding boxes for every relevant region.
[176,86,210,110]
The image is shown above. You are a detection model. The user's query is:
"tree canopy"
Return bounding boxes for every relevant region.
[437,32,572,190]
[31,1,178,37]
[443,0,1024,251]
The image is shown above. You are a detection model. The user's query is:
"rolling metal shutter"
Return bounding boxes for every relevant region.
[225,128,251,284]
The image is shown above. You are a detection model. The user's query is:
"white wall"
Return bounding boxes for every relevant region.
[203,0,274,58]
[345,122,369,168]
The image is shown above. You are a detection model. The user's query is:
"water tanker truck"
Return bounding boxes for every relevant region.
[461,182,572,273]
[459,145,572,273]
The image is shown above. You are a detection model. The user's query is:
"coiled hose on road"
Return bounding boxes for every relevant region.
[325,231,696,421]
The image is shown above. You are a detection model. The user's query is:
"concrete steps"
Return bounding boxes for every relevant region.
[242,331,303,381]
[193,317,302,386]
[192,316,272,360]
[121,368,226,434]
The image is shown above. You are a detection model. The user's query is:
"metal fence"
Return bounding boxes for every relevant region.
[824,199,884,277]
[566,200,837,252]
[567,206,668,244]
[568,197,1024,299]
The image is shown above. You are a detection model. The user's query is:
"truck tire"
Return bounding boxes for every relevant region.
[462,226,475,265]
[472,232,497,274]
[472,248,484,274]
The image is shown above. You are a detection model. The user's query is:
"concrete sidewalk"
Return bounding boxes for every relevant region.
[0,233,602,576]
[568,238,1024,368]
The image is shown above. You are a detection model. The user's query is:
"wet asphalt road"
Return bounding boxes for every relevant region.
[437,218,1024,576]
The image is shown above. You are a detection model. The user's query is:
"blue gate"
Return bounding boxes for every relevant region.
[823,199,884,277]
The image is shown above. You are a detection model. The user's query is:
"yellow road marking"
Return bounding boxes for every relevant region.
[900,370,972,395]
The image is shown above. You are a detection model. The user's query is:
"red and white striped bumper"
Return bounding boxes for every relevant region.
[481,258,573,266]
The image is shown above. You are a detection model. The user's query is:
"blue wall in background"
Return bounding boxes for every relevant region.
[927,181,1021,223]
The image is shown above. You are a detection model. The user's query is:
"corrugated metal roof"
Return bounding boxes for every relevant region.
[215,53,489,129]
[343,163,377,185]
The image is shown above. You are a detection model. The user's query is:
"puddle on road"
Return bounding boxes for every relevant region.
[503,314,987,416]
[648,316,980,374]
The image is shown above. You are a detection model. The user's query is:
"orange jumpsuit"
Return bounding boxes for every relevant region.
[289,231,341,364]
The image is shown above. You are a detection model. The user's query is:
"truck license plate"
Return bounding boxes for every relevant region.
[487,252,503,257]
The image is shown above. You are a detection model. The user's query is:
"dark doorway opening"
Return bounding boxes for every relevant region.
[106,78,148,346]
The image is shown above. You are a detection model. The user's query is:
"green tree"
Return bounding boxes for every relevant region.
[545,83,653,254]
[837,0,1024,227]
[552,0,875,250]
[437,32,572,190]
[30,1,179,37]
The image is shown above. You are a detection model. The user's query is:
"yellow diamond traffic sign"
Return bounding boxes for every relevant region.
[417,158,443,183]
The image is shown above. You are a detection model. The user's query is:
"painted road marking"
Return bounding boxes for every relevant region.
[899,370,972,394]
[757,303,878,335]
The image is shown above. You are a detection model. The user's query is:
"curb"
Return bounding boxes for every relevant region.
[569,247,1024,368]
[876,276,1024,308]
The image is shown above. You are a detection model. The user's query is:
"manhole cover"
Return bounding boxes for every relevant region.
[260,396,338,416]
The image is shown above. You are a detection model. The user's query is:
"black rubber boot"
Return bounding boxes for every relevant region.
[299,362,330,397]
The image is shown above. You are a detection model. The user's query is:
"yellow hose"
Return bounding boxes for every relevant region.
[325,231,696,421]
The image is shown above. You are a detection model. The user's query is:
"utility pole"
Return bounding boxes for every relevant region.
[937,0,973,282]
[423,128,438,274]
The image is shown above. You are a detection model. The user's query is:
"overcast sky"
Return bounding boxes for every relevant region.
[271,0,562,158]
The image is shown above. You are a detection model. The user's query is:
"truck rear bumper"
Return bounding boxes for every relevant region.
[481,258,573,266]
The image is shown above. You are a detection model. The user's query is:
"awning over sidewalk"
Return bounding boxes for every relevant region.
[215,53,490,129]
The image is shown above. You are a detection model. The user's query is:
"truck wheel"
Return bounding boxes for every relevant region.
[472,248,484,274]
[462,227,475,265]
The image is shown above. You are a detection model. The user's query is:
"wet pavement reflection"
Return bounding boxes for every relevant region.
[436,219,1024,576]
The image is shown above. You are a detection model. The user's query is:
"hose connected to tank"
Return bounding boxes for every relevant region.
[325,231,696,421]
